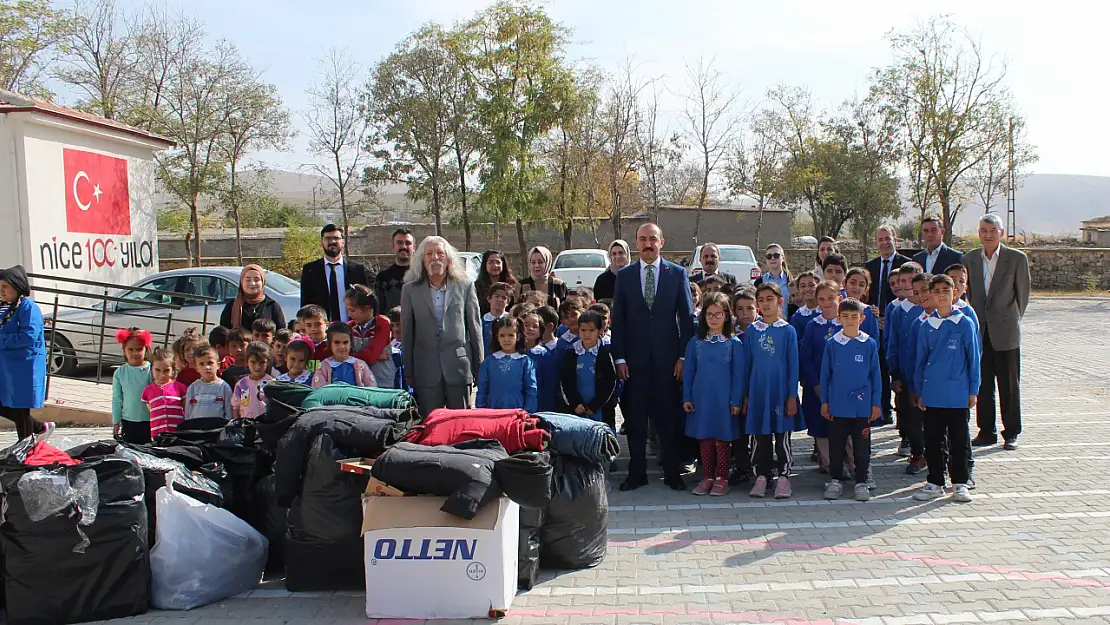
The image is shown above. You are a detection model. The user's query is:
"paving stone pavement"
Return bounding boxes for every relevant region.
[4,298,1108,625]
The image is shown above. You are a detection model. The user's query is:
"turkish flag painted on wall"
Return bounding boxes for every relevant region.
[63,148,132,235]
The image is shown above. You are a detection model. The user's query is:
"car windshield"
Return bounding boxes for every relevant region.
[555,253,606,269]
[718,247,756,262]
[265,271,301,296]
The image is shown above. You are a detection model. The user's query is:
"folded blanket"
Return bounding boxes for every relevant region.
[405,408,550,453]
[301,383,417,411]
[371,440,508,519]
[534,412,620,466]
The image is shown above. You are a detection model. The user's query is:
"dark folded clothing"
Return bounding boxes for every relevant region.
[371,440,508,519]
[494,451,552,509]
[535,412,620,465]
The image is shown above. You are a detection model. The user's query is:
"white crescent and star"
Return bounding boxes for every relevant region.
[72,170,102,211]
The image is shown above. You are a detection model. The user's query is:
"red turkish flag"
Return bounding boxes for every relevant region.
[63,148,131,235]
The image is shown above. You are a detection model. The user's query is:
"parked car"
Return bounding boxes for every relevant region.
[43,267,301,376]
[690,244,761,283]
[458,252,482,282]
[551,249,610,289]
[792,236,818,247]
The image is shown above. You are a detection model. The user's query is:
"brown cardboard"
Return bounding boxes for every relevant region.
[362,494,503,533]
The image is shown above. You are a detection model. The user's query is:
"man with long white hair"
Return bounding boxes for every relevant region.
[400,236,484,416]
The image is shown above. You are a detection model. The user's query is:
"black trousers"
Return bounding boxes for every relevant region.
[879,346,893,419]
[119,419,152,445]
[732,431,752,476]
[0,405,44,441]
[977,330,1022,440]
[895,391,924,456]
[624,364,682,479]
[829,418,871,484]
[753,432,792,478]
[924,407,971,487]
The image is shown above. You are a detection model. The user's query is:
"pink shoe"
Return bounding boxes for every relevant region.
[749,475,768,498]
[710,478,729,496]
[774,476,792,499]
[692,478,713,496]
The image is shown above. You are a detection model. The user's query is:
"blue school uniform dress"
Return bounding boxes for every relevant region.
[327,358,357,385]
[819,331,882,418]
[528,343,560,412]
[760,271,791,319]
[913,312,981,409]
[861,307,879,342]
[744,319,802,436]
[682,334,747,441]
[573,343,603,421]
[789,305,818,342]
[800,315,842,438]
[482,312,510,351]
[476,351,538,413]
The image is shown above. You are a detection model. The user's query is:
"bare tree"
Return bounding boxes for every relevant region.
[726,109,783,250]
[126,5,204,132]
[55,0,136,119]
[680,56,743,246]
[602,58,644,240]
[635,77,683,223]
[303,48,373,239]
[0,0,70,97]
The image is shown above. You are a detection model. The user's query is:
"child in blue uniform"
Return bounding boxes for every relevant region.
[820,253,849,291]
[887,263,925,466]
[845,268,880,339]
[388,307,407,391]
[554,300,583,356]
[913,275,981,503]
[482,281,513,349]
[558,310,616,422]
[820,298,882,501]
[900,273,934,474]
[476,317,538,413]
[683,292,747,497]
[799,281,842,472]
[884,263,919,455]
[728,287,759,485]
[524,306,560,412]
[745,283,801,499]
[945,263,979,486]
[789,272,820,340]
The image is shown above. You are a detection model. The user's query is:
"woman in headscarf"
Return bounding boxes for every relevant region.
[474,249,518,315]
[516,246,567,309]
[219,264,286,330]
[0,265,54,440]
[592,239,630,302]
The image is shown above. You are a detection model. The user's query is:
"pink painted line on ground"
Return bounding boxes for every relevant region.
[510,607,852,623]
[608,537,1110,589]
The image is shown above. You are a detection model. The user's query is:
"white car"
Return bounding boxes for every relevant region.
[551,249,610,289]
[690,244,761,283]
[458,252,482,281]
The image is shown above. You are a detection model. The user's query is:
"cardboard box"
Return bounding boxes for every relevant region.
[361,495,519,619]
[337,458,405,496]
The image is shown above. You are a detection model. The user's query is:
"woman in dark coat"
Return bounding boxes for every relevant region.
[592,239,630,303]
[474,249,518,315]
[219,264,286,330]
[516,246,567,309]
[0,265,54,440]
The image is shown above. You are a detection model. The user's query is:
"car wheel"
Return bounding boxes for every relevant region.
[45,331,78,377]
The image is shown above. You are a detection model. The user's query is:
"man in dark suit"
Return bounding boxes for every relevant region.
[612,223,695,491]
[965,213,1030,450]
[865,224,910,424]
[913,215,963,275]
[299,224,371,323]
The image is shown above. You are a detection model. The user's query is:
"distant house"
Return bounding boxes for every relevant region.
[1080,216,1110,246]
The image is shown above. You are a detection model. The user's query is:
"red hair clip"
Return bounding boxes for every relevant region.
[116,327,153,348]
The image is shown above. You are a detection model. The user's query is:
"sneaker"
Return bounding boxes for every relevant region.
[913,483,945,501]
[897,442,912,457]
[692,478,713,496]
[866,476,876,490]
[38,422,56,443]
[710,478,729,497]
[967,473,976,490]
[774,476,792,499]
[854,483,871,501]
[952,483,973,502]
[749,475,768,498]
[905,456,927,475]
[823,480,843,500]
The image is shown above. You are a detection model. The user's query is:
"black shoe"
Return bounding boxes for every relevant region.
[609,461,619,472]
[878,415,895,426]
[618,424,628,435]
[663,475,686,491]
[619,475,648,491]
[971,434,998,447]
[728,470,751,486]
[1003,438,1018,450]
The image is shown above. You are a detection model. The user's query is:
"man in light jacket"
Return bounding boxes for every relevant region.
[400,236,484,417]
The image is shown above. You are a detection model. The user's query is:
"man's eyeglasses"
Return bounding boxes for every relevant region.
[766,252,782,259]
[323,236,344,243]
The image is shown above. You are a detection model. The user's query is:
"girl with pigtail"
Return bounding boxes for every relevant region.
[112,327,154,444]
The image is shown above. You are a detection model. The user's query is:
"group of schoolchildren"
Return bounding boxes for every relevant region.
[109,285,407,445]
[678,252,981,504]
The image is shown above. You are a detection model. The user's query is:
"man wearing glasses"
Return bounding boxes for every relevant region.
[299,224,372,322]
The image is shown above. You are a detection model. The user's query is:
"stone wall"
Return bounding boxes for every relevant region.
[1025,248,1110,290]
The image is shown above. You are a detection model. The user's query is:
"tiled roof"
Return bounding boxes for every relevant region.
[0,88,173,147]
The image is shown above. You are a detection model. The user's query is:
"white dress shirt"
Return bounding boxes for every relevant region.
[983,245,1001,296]
[924,245,942,273]
[639,257,662,298]
[325,258,349,322]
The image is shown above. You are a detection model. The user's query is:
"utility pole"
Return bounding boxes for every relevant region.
[1005,117,1017,243]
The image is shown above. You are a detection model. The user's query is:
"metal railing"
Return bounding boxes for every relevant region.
[27,273,218,391]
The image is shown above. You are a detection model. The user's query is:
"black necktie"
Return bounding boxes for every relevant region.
[327,263,342,321]
[881,258,889,301]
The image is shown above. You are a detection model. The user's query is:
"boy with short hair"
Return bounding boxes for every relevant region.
[251,318,276,346]
[945,264,980,333]
[567,286,595,307]
[185,345,234,422]
[732,288,759,335]
[297,304,331,367]
[312,322,376,387]
[277,337,314,385]
[535,305,560,351]
[728,286,759,486]
[913,275,980,503]
[483,281,513,350]
[821,253,849,288]
[820,298,882,501]
[900,273,934,475]
[555,299,584,354]
[272,328,293,376]
[233,341,274,419]
[886,262,923,458]
[220,328,251,387]
[208,326,232,368]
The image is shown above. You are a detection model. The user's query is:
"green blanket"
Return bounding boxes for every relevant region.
[301,383,418,411]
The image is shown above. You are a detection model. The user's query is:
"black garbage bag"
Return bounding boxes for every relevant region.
[539,454,607,569]
[0,456,150,625]
[284,434,367,591]
[117,446,224,547]
[494,451,552,509]
[517,506,545,590]
[253,474,287,575]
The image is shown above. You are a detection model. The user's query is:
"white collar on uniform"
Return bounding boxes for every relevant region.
[813,315,841,326]
[544,338,559,350]
[954,299,969,309]
[751,319,789,331]
[926,311,965,329]
[325,356,358,367]
[560,330,577,342]
[832,330,870,345]
[492,351,526,360]
[795,305,816,316]
[483,311,508,322]
[705,333,728,344]
[900,299,917,311]
[574,342,599,356]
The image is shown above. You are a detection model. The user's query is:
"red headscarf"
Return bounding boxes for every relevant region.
[230,264,267,328]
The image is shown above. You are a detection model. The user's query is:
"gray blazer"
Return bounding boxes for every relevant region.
[964,245,1031,351]
[400,278,484,388]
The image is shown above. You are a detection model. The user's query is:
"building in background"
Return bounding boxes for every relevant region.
[1080,216,1110,246]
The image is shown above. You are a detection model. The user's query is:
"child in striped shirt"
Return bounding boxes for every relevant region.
[142,347,187,438]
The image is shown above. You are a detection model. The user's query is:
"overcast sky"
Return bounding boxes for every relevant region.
[108,0,1109,177]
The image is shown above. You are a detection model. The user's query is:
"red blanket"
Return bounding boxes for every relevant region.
[405,408,550,453]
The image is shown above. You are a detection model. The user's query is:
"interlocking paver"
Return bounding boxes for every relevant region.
[2,298,1108,624]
